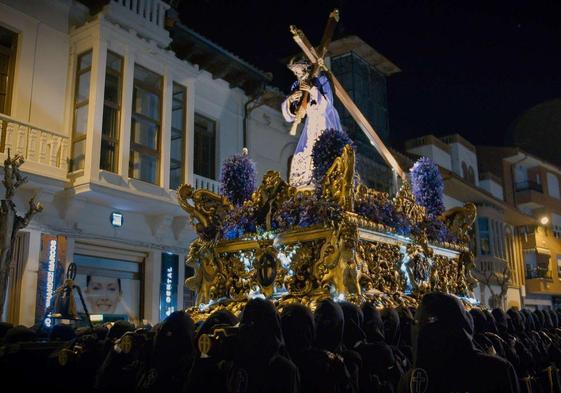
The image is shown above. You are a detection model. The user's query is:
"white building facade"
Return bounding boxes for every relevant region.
[0,0,296,326]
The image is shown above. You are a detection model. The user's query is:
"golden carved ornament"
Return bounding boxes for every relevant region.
[248,170,295,230]
[315,220,361,296]
[393,182,426,225]
[254,242,283,297]
[322,144,355,211]
[177,184,232,239]
[439,202,477,243]
[185,239,226,306]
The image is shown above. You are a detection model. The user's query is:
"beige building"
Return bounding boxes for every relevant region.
[478,147,561,309]
[405,134,533,309]
[0,0,296,326]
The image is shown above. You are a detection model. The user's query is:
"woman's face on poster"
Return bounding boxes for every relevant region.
[85,275,121,314]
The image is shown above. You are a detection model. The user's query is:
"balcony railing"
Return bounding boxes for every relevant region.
[193,174,220,194]
[515,180,543,193]
[525,266,552,280]
[0,115,70,175]
[103,0,171,47]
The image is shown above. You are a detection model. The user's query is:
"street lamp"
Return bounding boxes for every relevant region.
[540,216,550,226]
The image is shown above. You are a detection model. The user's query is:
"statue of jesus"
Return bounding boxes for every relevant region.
[282,56,344,189]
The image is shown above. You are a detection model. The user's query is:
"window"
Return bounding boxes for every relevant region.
[461,162,468,180]
[557,256,561,279]
[194,113,216,180]
[130,65,162,184]
[100,52,123,173]
[547,172,560,199]
[170,83,186,189]
[468,166,475,184]
[477,217,491,256]
[70,51,92,172]
[0,26,17,115]
[525,249,551,279]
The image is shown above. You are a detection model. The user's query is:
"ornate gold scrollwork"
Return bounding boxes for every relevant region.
[315,220,361,296]
[177,184,233,239]
[393,182,426,225]
[322,144,355,211]
[285,241,320,296]
[358,241,404,295]
[440,202,477,243]
[185,239,227,306]
[248,171,295,230]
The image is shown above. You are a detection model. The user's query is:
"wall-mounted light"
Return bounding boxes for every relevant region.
[540,216,550,226]
[110,211,124,228]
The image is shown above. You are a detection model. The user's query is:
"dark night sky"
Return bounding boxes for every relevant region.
[177,0,561,148]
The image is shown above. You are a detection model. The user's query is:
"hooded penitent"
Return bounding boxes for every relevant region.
[185,309,239,393]
[339,301,366,350]
[281,303,354,393]
[280,303,315,358]
[361,303,385,343]
[231,298,298,393]
[314,299,345,353]
[406,292,519,393]
[137,310,195,393]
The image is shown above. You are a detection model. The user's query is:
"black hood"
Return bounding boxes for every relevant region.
[239,298,284,360]
[534,310,545,330]
[550,309,560,328]
[361,302,385,343]
[469,308,488,335]
[314,298,344,352]
[153,310,195,366]
[280,303,315,358]
[521,309,535,332]
[482,309,499,334]
[381,308,401,346]
[340,301,366,349]
[197,309,238,337]
[543,309,554,329]
[491,308,509,336]
[4,325,37,344]
[413,292,474,369]
[506,308,525,334]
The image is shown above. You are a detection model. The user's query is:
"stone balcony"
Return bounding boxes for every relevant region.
[0,115,70,182]
[473,255,510,284]
[101,0,171,48]
[193,174,220,194]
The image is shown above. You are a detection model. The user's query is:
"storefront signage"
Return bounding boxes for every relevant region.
[160,253,178,321]
[35,234,66,325]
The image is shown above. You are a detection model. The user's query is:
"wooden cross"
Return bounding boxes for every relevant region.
[289,10,407,180]
[289,9,339,137]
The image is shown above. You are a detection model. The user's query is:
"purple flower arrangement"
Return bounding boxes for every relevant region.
[272,192,343,231]
[220,152,256,207]
[214,153,458,244]
[221,203,259,240]
[410,157,445,218]
[312,129,354,186]
[354,193,413,236]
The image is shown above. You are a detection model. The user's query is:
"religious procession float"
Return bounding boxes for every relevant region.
[178,10,478,321]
